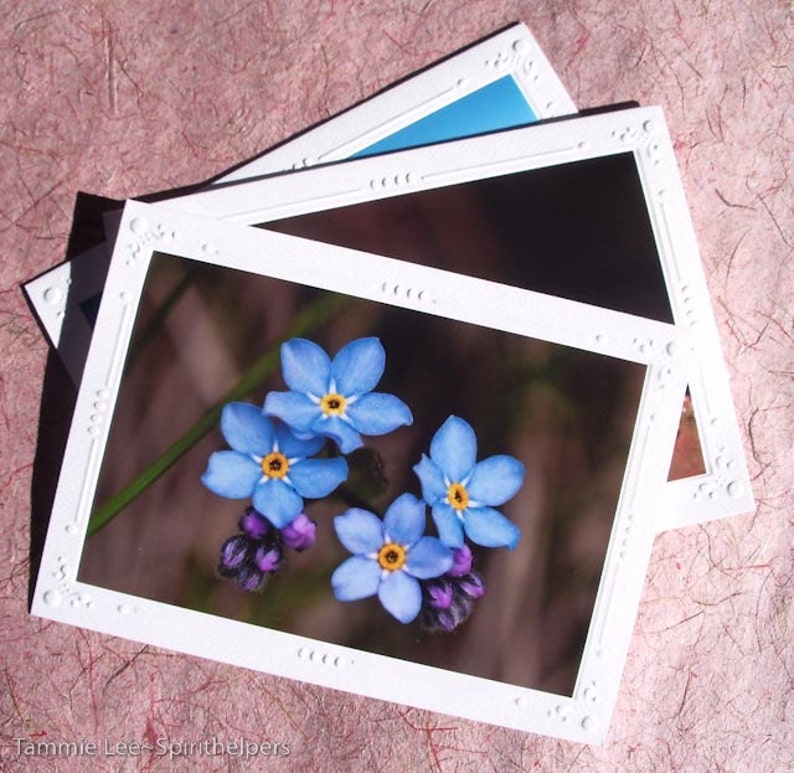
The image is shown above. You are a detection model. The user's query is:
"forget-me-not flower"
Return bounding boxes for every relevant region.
[264,337,413,454]
[414,415,524,550]
[331,493,453,623]
[202,402,348,527]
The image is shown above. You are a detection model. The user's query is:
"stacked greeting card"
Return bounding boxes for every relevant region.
[25,24,752,744]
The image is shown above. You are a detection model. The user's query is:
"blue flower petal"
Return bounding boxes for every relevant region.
[220,403,274,456]
[463,506,521,549]
[413,454,447,504]
[264,391,319,434]
[202,451,261,498]
[383,493,425,547]
[334,508,385,554]
[346,393,413,436]
[467,455,525,506]
[431,502,465,549]
[430,415,477,482]
[274,418,324,458]
[331,337,385,396]
[288,457,348,498]
[378,570,422,623]
[404,537,453,579]
[252,478,303,528]
[311,415,363,454]
[332,555,381,601]
[281,338,332,395]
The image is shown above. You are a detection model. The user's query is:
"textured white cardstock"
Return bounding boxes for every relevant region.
[162,106,754,532]
[34,198,690,744]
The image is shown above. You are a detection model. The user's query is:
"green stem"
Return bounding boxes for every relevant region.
[86,293,346,539]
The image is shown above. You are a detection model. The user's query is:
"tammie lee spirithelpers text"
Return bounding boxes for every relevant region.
[12,736,291,760]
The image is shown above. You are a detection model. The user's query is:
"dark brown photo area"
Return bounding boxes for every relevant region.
[79,252,646,697]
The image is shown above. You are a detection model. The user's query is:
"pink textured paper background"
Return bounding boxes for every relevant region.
[2,2,792,770]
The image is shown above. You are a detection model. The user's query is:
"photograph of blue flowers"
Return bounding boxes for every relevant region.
[78,250,646,697]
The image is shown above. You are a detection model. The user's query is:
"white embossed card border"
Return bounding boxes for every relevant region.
[165,106,754,532]
[33,200,689,744]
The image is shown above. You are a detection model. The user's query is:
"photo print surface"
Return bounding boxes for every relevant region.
[78,251,646,697]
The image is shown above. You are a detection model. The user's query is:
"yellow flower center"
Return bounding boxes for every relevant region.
[321,392,347,417]
[261,452,289,479]
[447,482,469,511]
[377,543,406,571]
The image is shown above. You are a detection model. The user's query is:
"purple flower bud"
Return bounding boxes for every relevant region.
[419,574,481,633]
[235,563,266,592]
[426,580,454,610]
[448,545,473,577]
[280,513,317,552]
[239,507,271,539]
[254,543,283,573]
[218,534,250,575]
[434,609,458,632]
[450,596,474,623]
[458,572,485,599]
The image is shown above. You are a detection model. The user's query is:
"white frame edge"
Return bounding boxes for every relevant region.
[165,106,755,531]
[217,22,576,180]
[33,200,690,744]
